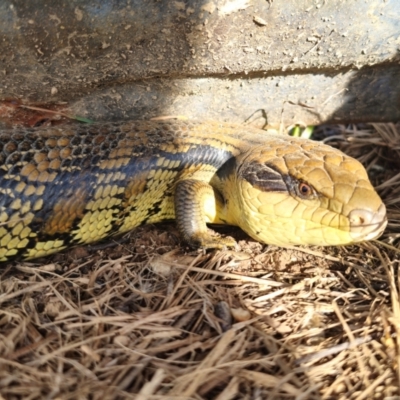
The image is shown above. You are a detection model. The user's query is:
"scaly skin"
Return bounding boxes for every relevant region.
[0,120,387,262]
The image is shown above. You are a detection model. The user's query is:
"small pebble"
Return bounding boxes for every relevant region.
[231,307,251,322]
[253,16,267,26]
[215,301,233,331]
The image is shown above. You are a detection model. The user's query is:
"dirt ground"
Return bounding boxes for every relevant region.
[0,123,400,399]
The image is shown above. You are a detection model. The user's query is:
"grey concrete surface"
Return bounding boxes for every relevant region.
[1,0,400,126]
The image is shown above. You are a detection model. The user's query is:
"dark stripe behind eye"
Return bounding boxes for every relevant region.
[239,162,288,192]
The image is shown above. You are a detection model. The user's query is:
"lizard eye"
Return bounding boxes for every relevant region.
[298,182,313,198]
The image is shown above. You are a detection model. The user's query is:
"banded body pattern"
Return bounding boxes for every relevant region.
[0,121,251,261]
[0,120,387,263]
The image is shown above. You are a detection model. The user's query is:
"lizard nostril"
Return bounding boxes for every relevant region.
[349,210,371,227]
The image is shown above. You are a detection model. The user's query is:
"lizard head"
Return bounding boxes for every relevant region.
[226,137,387,247]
